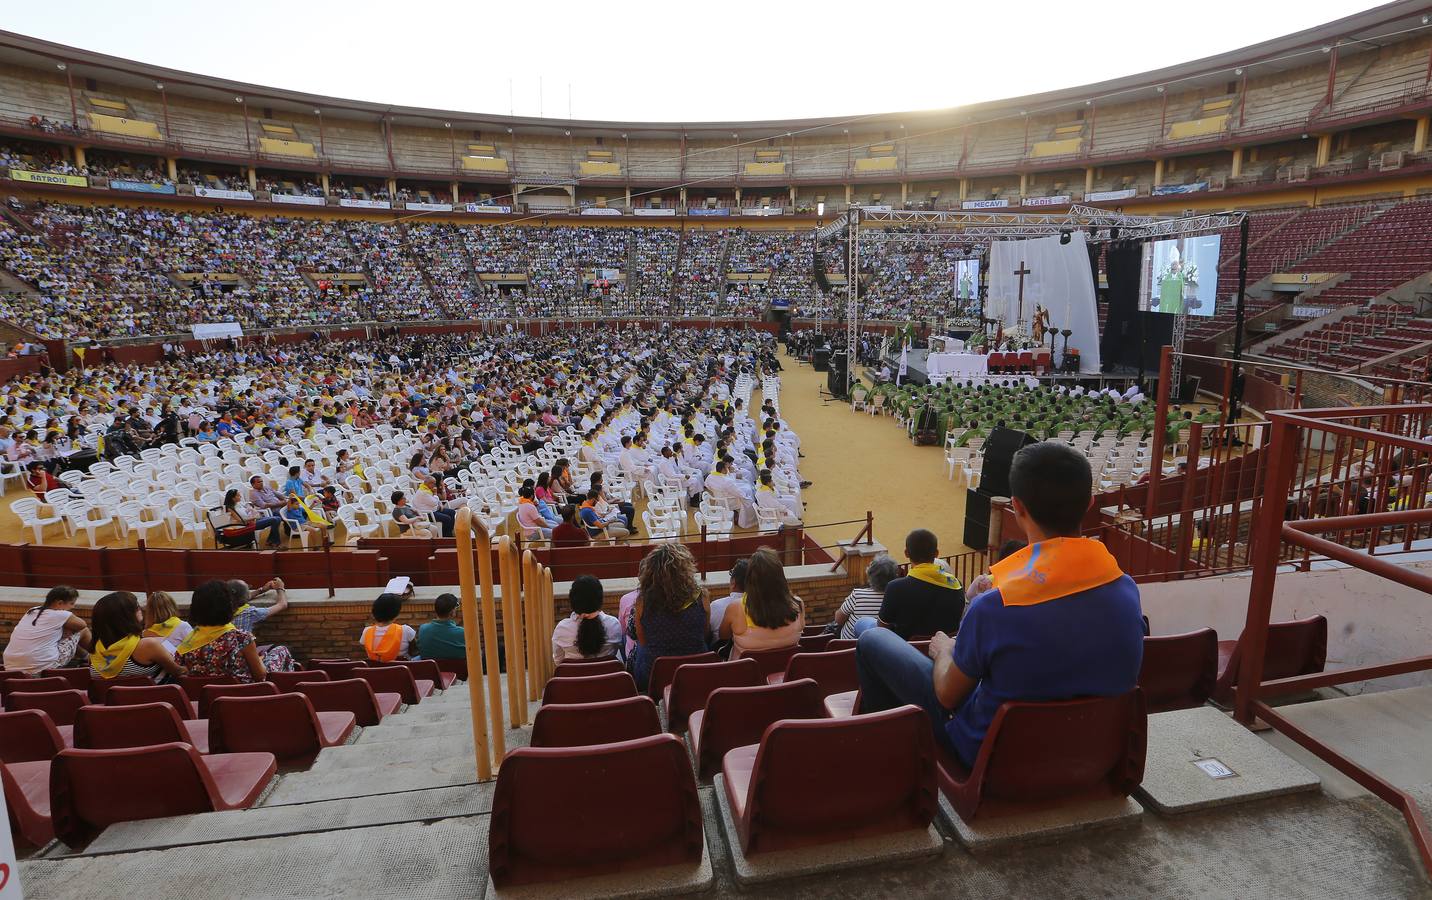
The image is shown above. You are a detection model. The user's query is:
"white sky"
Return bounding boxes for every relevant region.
[0,0,1389,122]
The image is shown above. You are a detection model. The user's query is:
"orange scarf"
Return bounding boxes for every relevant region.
[990,537,1125,607]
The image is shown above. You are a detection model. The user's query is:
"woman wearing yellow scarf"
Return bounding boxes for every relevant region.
[174,581,297,682]
[142,591,194,654]
[90,591,186,681]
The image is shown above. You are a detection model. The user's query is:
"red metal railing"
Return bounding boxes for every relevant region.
[1235,403,1432,877]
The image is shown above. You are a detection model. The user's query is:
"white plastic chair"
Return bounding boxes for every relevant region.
[171,501,208,548]
[63,500,115,549]
[10,498,63,544]
[115,501,166,545]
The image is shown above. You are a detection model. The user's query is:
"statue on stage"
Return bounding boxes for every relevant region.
[1031,304,1052,345]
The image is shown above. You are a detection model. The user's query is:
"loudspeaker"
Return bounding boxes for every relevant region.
[813,348,831,371]
[827,351,849,399]
[979,428,1037,498]
[964,488,991,550]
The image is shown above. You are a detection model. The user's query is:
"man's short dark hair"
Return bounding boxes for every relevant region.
[905,529,938,563]
[1009,441,1092,536]
[372,592,403,623]
[434,593,459,618]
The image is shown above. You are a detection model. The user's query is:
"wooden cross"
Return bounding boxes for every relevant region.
[1013,260,1031,322]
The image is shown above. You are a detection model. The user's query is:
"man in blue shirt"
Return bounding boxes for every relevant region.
[855,441,1144,765]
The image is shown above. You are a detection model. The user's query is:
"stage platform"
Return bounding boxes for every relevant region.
[879,348,1141,391]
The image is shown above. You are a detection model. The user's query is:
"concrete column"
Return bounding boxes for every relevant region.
[1018,173,1029,197]
[625,186,632,209]
[735,187,742,207]
[247,167,257,190]
[1315,134,1332,167]
[1153,158,1165,187]
[680,186,688,207]
[958,178,968,201]
[451,181,459,203]
[1231,147,1244,178]
[73,146,86,168]
[844,183,852,205]
[1084,167,1094,195]
[1415,117,1429,153]
[387,177,398,198]
[166,157,178,181]
[788,186,796,207]
[565,185,576,204]
[900,182,908,205]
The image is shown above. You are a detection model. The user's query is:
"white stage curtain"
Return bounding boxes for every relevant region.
[988,232,1101,374]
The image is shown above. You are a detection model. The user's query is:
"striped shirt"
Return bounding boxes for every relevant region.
[838,587,885,639]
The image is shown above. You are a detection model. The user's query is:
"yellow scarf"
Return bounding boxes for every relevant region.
[990,537,1125,607]
[147,616,183,638]
[91,634,141,679]
[176,623,236,655]
[908,562,962,591]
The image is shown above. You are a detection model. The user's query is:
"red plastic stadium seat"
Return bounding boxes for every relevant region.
[354,666,434,706]
[767,648,859,696]
[207,694,354,762]
[646,651,719,701]
[296,678,401,727]
[434,657,468,682]
[938,690,1146,823]
[1,760,53,847]
[1213,616,1327,705]
[87,674,154,705]
[722,705,937,854]
[74,702,210,754]
[823,690,861,718]
[50,742,276,846]
[107,683,198,720]
[530,696,662,748]
[688,678,824,780]
[796,633,833,653]
[387,659,458,691]
[488,734,703,888]
[310,659,369,680]
[662,658,763,735]
[266,670,329,692]
[1,676,73,707]
[40,668,92,692]
[552,658,624,679]
[825,639,857,652]
[0,709,68,763]
[9,689,89,727]
[1139,629,1218,712]
[541,671,638,706]
[179,675,240,703]
[733,646,799,680]
[199,681,279,719]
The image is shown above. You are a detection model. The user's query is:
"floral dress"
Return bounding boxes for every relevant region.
[175,629,295,682]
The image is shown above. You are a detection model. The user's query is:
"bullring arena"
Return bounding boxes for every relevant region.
[1,3,1432,898]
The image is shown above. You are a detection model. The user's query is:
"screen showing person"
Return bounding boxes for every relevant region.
[954,258,981,302]
[1139,235,1221,317]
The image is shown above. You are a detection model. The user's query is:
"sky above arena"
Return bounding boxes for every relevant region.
[0,0,1394,122]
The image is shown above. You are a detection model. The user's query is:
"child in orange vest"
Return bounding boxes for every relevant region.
[360,592,416,662]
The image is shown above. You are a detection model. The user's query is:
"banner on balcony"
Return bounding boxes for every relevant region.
[10,169,87,187]
[1022,195,1070,207]
[580,207,622,216]
[192,322,244,341]
[338,197,391,209]
[405,201,453,212]
[633,208,676,216]
[271,193,325,206]
[688,207,730,216]
[110,179,175,194]
[962,198,1009,209]
[465,203,511,213]
[194,186,254,201]
[1086,188,1137,202]
[1152,182,1208,196]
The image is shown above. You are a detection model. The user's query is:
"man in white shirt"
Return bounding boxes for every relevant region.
[705,460,756,528]
[708,559,749,634]
[657,444,703,504]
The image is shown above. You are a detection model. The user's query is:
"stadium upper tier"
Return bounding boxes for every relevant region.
[2,4,1432,212]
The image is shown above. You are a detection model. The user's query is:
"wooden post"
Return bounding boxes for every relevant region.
[453,509,493,781]
[542,565,556,683]
[523,548,542,698]
[476,514,506,762]
[504,544,528,725]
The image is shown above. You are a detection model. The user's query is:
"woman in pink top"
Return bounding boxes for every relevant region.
[720,547,804,659]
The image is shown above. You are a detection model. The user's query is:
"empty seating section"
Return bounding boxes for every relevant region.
[390,126,457,174]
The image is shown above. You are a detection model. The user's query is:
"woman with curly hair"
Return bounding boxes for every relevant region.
[624,543,710,690]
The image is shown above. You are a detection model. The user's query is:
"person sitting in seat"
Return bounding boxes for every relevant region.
[417,593,466,662]
[177,580,295,681]
[90,590,186,683]
[626,544,710,691]
[143,591,193,654]
[227,579,290,634]
[833,554,899,640]
[3,584,91,674]
[551,575,623,664]
[360,592,416,662]
[862,529,965,639]
[720,547,804,660]
[551,504,590,548]
[391,490,437,539]
[855,441,1145,765]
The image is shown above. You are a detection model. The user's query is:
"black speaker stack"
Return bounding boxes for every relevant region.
[962,427,1038,549]
[827,351,849,399]
[812,347,831,371]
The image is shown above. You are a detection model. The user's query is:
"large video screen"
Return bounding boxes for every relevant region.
[1139,234,1221,317]
[953,258,980,302]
